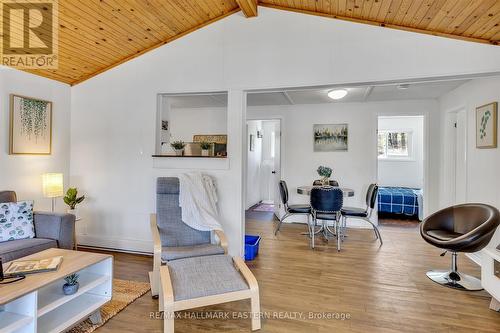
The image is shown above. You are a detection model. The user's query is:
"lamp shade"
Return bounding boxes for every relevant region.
[42,173,64,198]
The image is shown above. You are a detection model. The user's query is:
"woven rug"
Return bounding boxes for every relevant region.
[251,203,275,212]
[68,279,150,333]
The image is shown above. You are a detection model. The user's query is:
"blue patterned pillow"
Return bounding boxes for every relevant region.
[0,201,35,243]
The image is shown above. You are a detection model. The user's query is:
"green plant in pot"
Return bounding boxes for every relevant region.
[170,140,185,156]
[63,188,85,217]
[317,166,333,185]
[63,273,79,295]
[199,141,211,156]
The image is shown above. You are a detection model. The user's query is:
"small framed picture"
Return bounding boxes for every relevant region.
[476,102,497,149]
[10,94,53,155]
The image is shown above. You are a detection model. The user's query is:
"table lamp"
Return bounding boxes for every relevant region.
[42,173,64,212]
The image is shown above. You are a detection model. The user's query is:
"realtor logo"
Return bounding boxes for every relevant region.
[0,0,58,69]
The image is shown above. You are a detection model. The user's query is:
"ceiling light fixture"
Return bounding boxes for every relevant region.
[328,89,348,100]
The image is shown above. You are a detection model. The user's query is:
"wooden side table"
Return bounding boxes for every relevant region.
[74,216,82,250]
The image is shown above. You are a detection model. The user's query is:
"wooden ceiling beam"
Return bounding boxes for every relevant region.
[236,0,258,18]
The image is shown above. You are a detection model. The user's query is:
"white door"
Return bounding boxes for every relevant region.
[272,121,282,218]
[455,109,467,203]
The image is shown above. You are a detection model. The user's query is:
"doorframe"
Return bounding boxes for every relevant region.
[245,116,284,218]
[375,113,429,218]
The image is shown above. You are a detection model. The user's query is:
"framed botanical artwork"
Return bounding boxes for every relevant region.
[476,102,497,149]
[9,94,53,155]
[313,124,348,152]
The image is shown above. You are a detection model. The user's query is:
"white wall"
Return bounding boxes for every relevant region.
[378,116,424,188]
[439,76,500,251]
[0,66,71,212]
[246,120,262,209]
[169,107,227,142]
[248,100,438,225]
[70,7,500,254]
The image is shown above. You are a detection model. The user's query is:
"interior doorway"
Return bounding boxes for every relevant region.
[377,115,425,225]
[245,119,281,221]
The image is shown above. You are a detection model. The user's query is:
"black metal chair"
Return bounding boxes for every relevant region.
[340,184,382,245]
[310,186,344,250]
[313,180,340,187]
[274,180,311,235]
[420,203,500,290]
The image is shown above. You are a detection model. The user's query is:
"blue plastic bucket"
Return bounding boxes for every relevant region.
[244,235,261,261]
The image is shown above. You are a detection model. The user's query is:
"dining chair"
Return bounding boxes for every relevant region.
[274,180,312,235]
[310,186,344,250]
[340,184,382,245]
[313,180,339,186]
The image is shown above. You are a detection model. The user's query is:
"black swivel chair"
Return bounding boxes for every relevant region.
[310,187,344,250]
[420,203,500,291]
[340,184,382,245]
[274,180,311,235]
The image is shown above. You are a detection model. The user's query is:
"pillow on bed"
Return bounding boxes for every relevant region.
[0,201,35,243]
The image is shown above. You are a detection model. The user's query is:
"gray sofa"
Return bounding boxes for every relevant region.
[0,190,75,262]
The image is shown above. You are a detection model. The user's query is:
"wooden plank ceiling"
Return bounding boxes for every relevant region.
[7,0,500,85]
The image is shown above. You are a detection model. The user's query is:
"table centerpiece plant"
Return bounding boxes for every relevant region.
[317,166,333,185]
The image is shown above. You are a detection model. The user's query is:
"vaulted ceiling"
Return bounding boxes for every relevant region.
[8,0,500,85]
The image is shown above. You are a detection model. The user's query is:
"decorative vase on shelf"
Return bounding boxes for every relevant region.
[201,149,210,157]
[62,274,79,295]
[67,208,79,219]
[174,148,184,156]
[321,177,330,186]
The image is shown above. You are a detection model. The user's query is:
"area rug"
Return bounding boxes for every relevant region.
[68,279,150,333]
[251,203,275,212]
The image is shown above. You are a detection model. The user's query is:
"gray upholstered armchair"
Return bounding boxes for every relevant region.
[149,177,228,297]
[0,190,76,262]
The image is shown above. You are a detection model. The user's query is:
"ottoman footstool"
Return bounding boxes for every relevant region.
[160,254,261,332]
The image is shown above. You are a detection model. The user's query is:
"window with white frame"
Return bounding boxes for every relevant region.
[378,130,412,159]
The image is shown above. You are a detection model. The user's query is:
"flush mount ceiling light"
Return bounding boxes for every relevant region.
[327,89,348,100]
[397,83,410,90]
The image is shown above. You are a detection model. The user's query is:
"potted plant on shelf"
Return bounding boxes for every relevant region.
[200,141,211,156]
[62,273,79,295]
[317,166,333,185]
[170,140,185,156]
[64,188,85,218]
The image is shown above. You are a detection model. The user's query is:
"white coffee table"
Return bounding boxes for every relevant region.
[0,248,113,333]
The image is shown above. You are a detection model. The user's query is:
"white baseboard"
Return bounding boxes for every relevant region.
[77,234,153,254]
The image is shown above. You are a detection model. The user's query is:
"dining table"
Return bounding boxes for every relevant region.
[296,185,355,197]
[296,185,355,242]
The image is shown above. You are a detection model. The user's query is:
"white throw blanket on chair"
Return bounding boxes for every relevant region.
[178,172,223,231]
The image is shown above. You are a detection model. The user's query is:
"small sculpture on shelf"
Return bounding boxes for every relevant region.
[63,273,79,295]
[200,141,212,157]
[170,140,185,156]
[317,166,333,186]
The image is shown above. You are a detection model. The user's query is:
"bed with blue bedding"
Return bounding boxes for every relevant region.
[377,187,423,221]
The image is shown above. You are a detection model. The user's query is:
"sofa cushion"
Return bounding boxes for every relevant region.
[161,243,225,261]
[0,201,35,243]
[167,254,248,301]
[0,238,57,262]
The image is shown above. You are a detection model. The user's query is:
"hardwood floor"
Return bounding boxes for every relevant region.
[84,220,500,332]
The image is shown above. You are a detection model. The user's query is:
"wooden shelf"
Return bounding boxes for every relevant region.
[37,294,109,333]
[0,311,33,333]
[152,155,227,158]
[37,272,110,316]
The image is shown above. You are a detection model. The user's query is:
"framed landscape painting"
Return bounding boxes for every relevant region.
[9,94,53,155]
[476,102,497,149]
[313,124,348,152]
